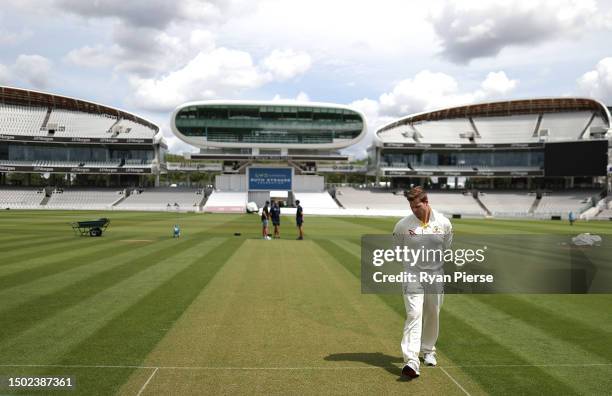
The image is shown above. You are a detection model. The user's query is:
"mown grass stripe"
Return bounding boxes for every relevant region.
[475,295,612,362]
[0,236,123,265]
[0,238,227,366]
[44,237,245,395]
[335,216,398,233]
[0,231,220,345]
[312,238,578,395]
[0,233,53,248]
[0,235,74,254]
[0,236,146,291]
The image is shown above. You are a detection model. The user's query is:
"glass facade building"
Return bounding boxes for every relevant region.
[0,143,154,162]
[381,150,544,168]
[171,102,366,149]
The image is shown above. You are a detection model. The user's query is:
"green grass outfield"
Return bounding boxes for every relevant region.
[0,210,611,395]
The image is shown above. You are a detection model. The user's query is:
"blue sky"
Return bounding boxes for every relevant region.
[1,0,612,157]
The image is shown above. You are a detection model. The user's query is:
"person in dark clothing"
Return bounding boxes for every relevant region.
[295,200,304,240]
[270,200,281,239]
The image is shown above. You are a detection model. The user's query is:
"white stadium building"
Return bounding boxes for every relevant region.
[0,89,610,219]
[169,100,367,213]
[363,97,611,219]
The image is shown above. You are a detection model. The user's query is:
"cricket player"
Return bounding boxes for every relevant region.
[393,186,453,378]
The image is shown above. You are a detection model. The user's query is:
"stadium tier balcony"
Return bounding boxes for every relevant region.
[538,111,604,141]
[474,114,538,143]
[203,191,247,213]
[477,192,536,217]
[114,188,204,212]
[45,188,125,210]
[292,192,339,210]
[111,119,157,139]
[46,109,117,137]
[0,104,48,136]
[412,119,473,143]
[0,187,46,209]
[534,192,597,218]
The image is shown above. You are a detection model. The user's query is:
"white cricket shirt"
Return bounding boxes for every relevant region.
[393,208,453,271]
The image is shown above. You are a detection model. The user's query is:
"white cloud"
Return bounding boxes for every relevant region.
[431,0,602,63]
[13,54,52,89]
[0,29,32,46]
[128,46,312,112]
[64,45,119,68]
[0,63,11,84]
[272,91,310,102]
[58,0,254,80]
[480,71,519,97]
[577,57,612,103]
[376,69,519,118]
[129,48,266,111]
[56,0,218,29]
[341,69,520,159]
[261,49,311,81]
[342,98,394,159]
[378,71,468,117]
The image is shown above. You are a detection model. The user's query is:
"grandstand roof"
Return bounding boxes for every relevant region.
[377,97,611,136]
[0,85,158,132]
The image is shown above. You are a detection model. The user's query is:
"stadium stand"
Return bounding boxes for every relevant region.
[538,111,596,140]
[0,160,152,170]
[114,188,204,212]
[111,119,157,139]
[46,109,117,137]
[293,192,339,210]
[426,191,485,216]
[0,188,46,209]
[477,192,536,217]
[413,119,473,143]
[474,114,538,143]
[534,191,595,218]
[45,188,124,210]
[336,187,407,210]
[203,191,247,213]
[335,187,485,217]
[596,209,612,220]
[0,104,47,136]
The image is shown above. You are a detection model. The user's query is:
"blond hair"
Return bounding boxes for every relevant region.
[405,186,427,203]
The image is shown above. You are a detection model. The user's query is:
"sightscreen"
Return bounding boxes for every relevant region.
[248,167,292,190]
[544,140,608,176]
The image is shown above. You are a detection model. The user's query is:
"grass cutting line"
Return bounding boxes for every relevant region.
[1,363,611,370]
[136,367,158,396]
[440,366,472,396]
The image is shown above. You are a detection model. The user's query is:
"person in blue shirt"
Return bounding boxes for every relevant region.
[173,224,181,238]
[295,200,304,240]
[270,200,281,239]
[569,211,576,226]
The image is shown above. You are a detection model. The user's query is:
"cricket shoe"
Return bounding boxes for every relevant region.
[423,352,437,367]
[401,361,420,378]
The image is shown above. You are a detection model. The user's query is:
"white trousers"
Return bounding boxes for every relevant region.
[401,292,444,366]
